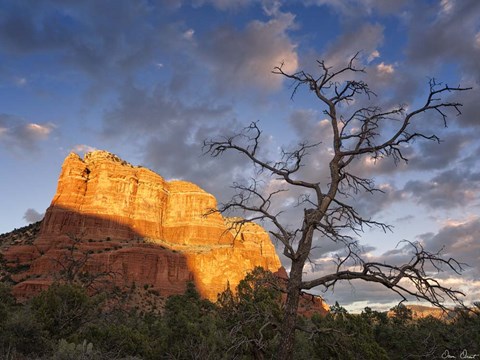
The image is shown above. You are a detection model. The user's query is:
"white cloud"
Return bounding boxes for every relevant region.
[440,215,478,228]
[440,0,454,14]
[183,28,195,40]
[0,116,57,154]
[376,61,394,75]
[262,0,282,16]
[26,123,55,138]
[367,50,380,63]
[23,208,44,223]
[72,144,97,154]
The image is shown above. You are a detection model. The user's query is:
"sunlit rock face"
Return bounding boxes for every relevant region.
[39,151,170,243]
[388,305,447,320]
[6,150,282,301]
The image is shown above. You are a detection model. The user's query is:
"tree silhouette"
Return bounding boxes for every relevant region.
[204,53,472,360]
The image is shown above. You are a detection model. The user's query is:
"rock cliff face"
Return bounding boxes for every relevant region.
[387,305,448,320]
[3,151,282,301]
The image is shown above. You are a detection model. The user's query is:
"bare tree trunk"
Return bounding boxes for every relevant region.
[277,261,302,360]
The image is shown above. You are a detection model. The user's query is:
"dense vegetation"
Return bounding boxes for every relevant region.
[0,268,478,359]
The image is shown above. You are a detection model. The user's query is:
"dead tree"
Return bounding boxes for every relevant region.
[204,53,472,360]
[48,234,120,295]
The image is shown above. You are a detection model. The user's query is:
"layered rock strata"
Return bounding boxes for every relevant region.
[3,151,282,301]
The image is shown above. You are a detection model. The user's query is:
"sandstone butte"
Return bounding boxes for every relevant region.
[1,150,329,315]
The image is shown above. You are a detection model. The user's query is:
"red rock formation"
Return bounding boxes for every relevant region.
[275,267,330,317]
[387,304,447,320]
[4,151,283,302]
[408,305,446,319]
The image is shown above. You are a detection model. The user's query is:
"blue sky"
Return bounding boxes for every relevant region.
[1,0,479,310]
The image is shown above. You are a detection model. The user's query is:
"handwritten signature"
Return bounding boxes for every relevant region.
[442,350,480,359]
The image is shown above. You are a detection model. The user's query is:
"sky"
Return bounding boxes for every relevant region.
[0,0,479,311]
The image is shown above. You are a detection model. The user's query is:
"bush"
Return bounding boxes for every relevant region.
[0,282,15,323]
[0,307,50,357]
[29,283,104,339]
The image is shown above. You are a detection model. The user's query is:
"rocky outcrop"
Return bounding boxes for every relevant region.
[387,304,448,320]
[3,151,282,301]
[275,267,330,317]
[406,305,447,320]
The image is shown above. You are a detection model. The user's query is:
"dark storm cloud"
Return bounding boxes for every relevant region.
[395,214,414,223]
[102,82,255,202]
[307,0,480,83]
[324,22,384,66]
[460,143,480,169]
[103,83,232,138]
[297,21,387,80]
[402,168,480,209]
[420,217,480,280]
[0,0,300,183]
[298,1,422,108]
[407,131,475,171]
[349,183,404,219]
[23,208,44,223]
[305,0,410,18]
[74,1,302,205]
[406,0,480,77]
[199,11,298,93]
[0,0,300,100]
[102,82,229,136]
[361,0,410,15]
[192,0,255,10]
[0,0,191,90]
[0,2,74,52]
[306,0,479,129]
[404,0,480,128]
[143,134,253,205]
[449,88,480,128]
[403,169,480,209]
